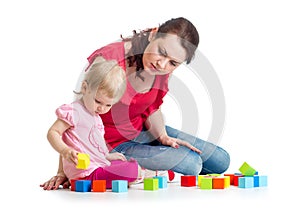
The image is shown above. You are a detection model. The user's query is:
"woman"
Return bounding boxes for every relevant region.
[41,17,230,190]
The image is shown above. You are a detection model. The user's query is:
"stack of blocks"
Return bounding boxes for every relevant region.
[180,161,267,190]
[235,161,268,188]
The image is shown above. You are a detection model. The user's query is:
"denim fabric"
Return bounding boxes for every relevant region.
[112,125,230,175]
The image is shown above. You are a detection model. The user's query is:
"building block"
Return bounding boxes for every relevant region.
[76,153,90,169]
[75,180,91,192]
[153,176,167,189]
[199,177,213,190]
[70,179,78,191]
[238,176,254,188]
[92,180,106,192]
[233,173,243,186]
[239,162,256,176]
[197,175,206,187]
[144,178,159,190]
[112,180,128,193]
[258,175,268,187]
[224,176,230,188]
[224,174,235,185]
[212,177,225,189]
[253,175,259,187]
[181,175,196,187]
[207,173,221,177]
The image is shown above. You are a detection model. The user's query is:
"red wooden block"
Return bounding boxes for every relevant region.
[233,174,244,186]
[70,179,78,191]
[92,180,106,192]
[181,175,196,187]
[224,174,235,185]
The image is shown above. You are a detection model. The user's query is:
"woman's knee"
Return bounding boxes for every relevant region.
[174,151,203,175]
[218,147,230,173]
[201,146,230,174]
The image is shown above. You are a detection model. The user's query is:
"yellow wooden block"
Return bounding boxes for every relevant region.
[197,175,206,187]
[76,153,90,169]
[224,176,230,188]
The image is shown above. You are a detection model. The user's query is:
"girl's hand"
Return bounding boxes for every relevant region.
[158,134,202,154]
[40,173,70,190]
[106,152,127,161]
[61,148,78,165]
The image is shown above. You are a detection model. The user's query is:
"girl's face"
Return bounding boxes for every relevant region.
[143,34,187,76]
[82,84,114,116]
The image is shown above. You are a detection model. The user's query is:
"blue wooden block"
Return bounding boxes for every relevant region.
[253,175,259,187]
[153,176,168,188]
[238,177,254,188]
[75,180,91,192]
[112,180,128,193]
[258,175,268,187]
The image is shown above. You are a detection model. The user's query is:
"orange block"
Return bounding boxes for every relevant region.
[92,180,106,192]
[212,177,225,189]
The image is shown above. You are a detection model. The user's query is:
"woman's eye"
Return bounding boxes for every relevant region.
[170,61,177,66]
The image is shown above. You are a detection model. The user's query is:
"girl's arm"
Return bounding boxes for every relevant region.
[145,109,201,154]
[40,155,69,190]
[47,119,78,165]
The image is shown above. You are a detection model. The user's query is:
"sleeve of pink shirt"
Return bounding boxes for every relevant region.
[55,104,78,127]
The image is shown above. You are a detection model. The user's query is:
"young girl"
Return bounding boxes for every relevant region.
[46,57,139,189]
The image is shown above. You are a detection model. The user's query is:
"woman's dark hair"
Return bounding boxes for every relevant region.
[121,17,199,80]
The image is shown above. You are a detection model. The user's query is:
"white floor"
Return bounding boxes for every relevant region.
[6,172,294,210]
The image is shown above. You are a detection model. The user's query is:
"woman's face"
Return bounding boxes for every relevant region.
[143,34,187,76]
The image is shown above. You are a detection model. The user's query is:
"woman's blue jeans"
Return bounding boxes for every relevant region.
[112,125,230,175]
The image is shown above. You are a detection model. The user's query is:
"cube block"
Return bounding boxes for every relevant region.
[144,178,159,190]
[92,180,106,192]
[181,175,196,187]
[76,153,90,169]
[239,162,256,176]
[238,177,254,188]
[153,176,167,188]
[112,180,128,193]
[212,177,225,189]
[75,180,91,192]
[199,177,213,190]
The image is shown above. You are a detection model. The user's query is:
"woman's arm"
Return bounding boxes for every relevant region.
[145,109,201,154]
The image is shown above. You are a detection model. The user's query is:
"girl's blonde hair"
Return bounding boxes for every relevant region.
[75,57,126,104]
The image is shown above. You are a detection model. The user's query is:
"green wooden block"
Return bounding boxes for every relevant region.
[207,173,221,177]
[144,178,159,191]
[200,177,213,190]
[239,162,256,176]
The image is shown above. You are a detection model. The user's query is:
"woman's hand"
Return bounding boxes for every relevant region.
[40,173,69,190]
[106,152,127,161]
[158,134,202,154]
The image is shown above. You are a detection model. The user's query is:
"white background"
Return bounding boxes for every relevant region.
[1,0,299,208]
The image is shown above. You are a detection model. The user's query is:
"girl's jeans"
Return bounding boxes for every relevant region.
[113,125,230,175]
